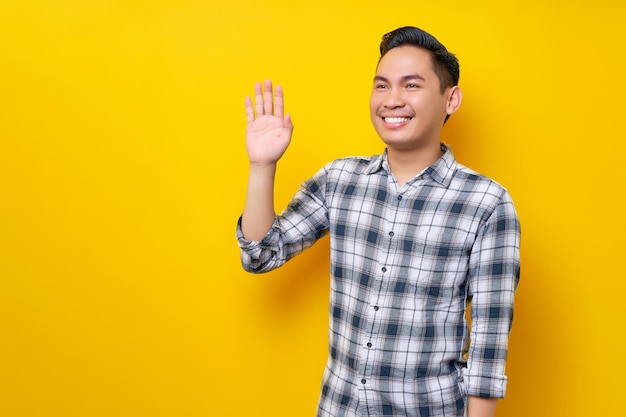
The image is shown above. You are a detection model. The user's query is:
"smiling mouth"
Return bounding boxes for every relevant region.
[383,117,412,123]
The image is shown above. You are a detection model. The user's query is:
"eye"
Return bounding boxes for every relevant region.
[406,83,420,89]
[374,83,388,90]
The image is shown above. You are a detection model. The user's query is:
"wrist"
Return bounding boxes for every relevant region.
[248,161,278,177]
[249,160,278,168]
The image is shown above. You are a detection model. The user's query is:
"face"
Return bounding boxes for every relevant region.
[370,46,460,152]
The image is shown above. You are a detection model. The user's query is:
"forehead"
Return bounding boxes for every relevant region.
[376,46,435,77]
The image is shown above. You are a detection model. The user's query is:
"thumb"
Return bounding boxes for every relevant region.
[284,113,294,134]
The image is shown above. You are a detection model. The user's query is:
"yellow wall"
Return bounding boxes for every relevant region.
[1,1,624,416]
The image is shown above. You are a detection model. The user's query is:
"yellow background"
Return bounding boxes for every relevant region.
[1,1,624,416]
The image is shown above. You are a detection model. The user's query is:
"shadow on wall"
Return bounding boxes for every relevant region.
[498,241,568,416]
[441,104,489,172]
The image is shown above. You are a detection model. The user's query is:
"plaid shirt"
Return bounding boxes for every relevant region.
[237,144,520,417]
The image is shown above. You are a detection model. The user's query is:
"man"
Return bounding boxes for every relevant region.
[237,26,520,417]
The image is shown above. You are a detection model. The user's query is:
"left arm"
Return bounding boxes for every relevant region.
[465,191,521,400]
[467,396,498,417]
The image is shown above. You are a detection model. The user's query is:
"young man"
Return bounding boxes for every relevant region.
[237,26,520,417]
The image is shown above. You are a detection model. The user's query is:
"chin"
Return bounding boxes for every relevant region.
[379,133,414,146]
[380,140,414,151]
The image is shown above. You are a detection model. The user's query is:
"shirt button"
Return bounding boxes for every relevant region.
[389,231,394,237]
[367,342,372,348]
[381,267,387,272]
[397,195,402,201]
[361,379,367,384]
[373,306,379,311]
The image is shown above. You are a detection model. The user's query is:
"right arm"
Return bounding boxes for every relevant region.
[241,80,294,241]
[238,80,329,273]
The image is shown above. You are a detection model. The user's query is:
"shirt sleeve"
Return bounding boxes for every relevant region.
[236,165,331,274]
[464,190,521,398]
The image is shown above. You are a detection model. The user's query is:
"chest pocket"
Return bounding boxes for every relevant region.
[411,224,473,258]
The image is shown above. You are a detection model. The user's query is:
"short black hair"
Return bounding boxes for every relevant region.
[379,26,460,93]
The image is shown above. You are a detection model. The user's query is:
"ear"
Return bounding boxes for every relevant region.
[445,86,462,116]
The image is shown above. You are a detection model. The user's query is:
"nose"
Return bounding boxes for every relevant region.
[383,88,405,108]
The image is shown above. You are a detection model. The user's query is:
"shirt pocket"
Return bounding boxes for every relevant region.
[401,224,474,291]
[412,225,473,258]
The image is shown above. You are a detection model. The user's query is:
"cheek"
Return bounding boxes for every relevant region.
[412,96,441,117]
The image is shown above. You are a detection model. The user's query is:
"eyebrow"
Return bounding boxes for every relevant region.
[373,74,426,83]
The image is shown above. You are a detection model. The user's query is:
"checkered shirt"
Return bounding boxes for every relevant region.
[237,144,521,417]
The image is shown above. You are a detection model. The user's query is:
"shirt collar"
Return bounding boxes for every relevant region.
[363,143,457,187]
[426,143,456,186]
[363,152,386,175]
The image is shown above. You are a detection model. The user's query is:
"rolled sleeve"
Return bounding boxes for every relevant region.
[236,165,331,274]
[466,191,521,398]
[236,216,285,273]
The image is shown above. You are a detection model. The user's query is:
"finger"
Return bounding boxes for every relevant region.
[263,79,273,115]
[253,82,263,116]
[274,84,284,119]
[245,96,254,124]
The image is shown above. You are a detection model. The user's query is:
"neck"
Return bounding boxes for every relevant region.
[386,143,443,186]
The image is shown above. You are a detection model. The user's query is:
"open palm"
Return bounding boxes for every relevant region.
[245,80,294,164]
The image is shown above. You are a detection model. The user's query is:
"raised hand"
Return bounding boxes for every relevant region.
[245,80,294,165]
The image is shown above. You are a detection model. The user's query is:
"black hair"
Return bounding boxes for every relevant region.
[379,26,460,93]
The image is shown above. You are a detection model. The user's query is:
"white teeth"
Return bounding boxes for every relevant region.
[384,117,411,123]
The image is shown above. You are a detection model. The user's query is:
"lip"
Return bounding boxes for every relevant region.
[381,116,413,128]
